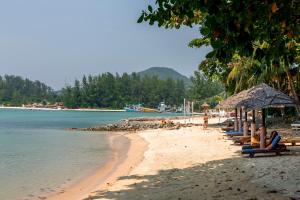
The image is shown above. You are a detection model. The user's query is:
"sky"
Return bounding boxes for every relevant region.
[0,0,209,89]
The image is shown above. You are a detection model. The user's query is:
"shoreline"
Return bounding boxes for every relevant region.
[45,132,148,200]
[85,119,300,200]
[45,116,223,200]
[0,106,125,112]
[38,116,299,200]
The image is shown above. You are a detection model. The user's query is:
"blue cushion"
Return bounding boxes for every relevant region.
[241,135,282,153]
[226,128,243,133]
[241,148,256,153]
[225,131,243,135]
[270,135,281,149]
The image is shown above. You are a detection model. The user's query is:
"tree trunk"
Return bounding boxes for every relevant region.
[284,57,300,118]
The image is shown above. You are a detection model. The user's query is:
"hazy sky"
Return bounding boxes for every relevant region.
[0,0,209,89]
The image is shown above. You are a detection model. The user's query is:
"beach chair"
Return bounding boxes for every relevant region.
[241,134,289,158]
[224,129,244,136]
[231,136,251,145]
[242,131,278,148]
[291,121,300,131]
[280,137,300,146]
[239,131,300,146]
[221,126,234,132]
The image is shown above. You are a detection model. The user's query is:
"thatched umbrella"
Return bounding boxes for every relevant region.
[234,83,295,110]
[201,102,210,114]
[220,83,295,148]
[219,92,248,132]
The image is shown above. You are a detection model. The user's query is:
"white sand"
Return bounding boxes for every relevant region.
[86,117,300,200]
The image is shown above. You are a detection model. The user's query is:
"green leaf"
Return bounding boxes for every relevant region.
[211,40,222,48]
[206,51,216,59]
[148,5,153,13]
[137,14,144,23]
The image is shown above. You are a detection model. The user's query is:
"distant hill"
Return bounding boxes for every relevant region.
[137,67,192,86]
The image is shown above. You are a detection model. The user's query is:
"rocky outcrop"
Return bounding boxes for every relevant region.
[68,118,201,132]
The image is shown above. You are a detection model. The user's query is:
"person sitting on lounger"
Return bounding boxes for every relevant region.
[242,134,289,157]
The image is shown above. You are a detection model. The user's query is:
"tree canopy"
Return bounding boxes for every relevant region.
[0,75,56,106]
[139,0,300,115]
[61,73,186,109]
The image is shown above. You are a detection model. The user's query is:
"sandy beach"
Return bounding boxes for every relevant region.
[47,117,300,200]
[45,133,147,200]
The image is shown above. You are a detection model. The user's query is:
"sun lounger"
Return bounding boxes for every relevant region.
[225,131,243,135]
[232,136,251,145]
[221,126,234,132]
[225,132,243,137]
[234,131,278,146]
[224,128,244,136]
[242,131,278,149]
[241,134,289,158]
[291,121,300,131]
[280,137,300,146]
[239,132,300,146]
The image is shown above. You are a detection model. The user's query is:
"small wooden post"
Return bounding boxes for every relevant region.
[234,108,238,131]
[201,103,209,129]
[239,107,243,132]
[260,108,266,148]
[243,108,248,136]
[251,110,256,145]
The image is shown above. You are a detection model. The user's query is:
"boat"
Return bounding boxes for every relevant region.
[158,102,171,113]
[124,104,158,112]
[124,104,142,112]
[141,107,158,112]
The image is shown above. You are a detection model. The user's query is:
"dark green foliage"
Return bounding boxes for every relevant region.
[139,0,300,116]
[187,71,224,101]
[0,71,224,109]
[0,75,56,106]
[61,73,187,109]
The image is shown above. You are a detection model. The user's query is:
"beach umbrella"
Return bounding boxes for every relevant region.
[201,102,210,114]
[219,83,295,109]
[234,83,295,110]
[220,83,295,148]
[201,102,210,109]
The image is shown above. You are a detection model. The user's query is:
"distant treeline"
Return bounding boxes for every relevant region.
[61,73,186,108]
[0,75,56,105]
[0,72,225,109]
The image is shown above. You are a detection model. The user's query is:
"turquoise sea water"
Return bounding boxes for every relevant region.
[0,109,178,200]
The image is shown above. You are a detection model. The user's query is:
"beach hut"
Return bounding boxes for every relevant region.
[220,83,295,148]
[219,91,248,133]
[201,102,210,113]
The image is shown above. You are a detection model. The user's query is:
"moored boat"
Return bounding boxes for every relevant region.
[124,104,142,112]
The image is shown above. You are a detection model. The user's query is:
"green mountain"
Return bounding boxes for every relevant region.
[137,67,192,86]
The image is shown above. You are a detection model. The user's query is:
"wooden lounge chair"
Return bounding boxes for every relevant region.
[291,121,300,131]
[280,137,300,146]
[221,126,234,132]
[237,131,300,146]
[234,130,278,146]
[241,134,289,158]
[224,129,244,136]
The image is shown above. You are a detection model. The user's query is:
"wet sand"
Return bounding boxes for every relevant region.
[46,133,147,200]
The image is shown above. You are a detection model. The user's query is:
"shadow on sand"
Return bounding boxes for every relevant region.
[85,151,300,200]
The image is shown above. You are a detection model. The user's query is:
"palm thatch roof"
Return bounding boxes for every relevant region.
[201,102,210,108]
[220,83,295,110]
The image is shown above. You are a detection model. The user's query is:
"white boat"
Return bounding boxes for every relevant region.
[158,102,167,113]
[124,104,142,112]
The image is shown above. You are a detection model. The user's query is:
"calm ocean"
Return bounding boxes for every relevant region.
[0,109,178,200]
